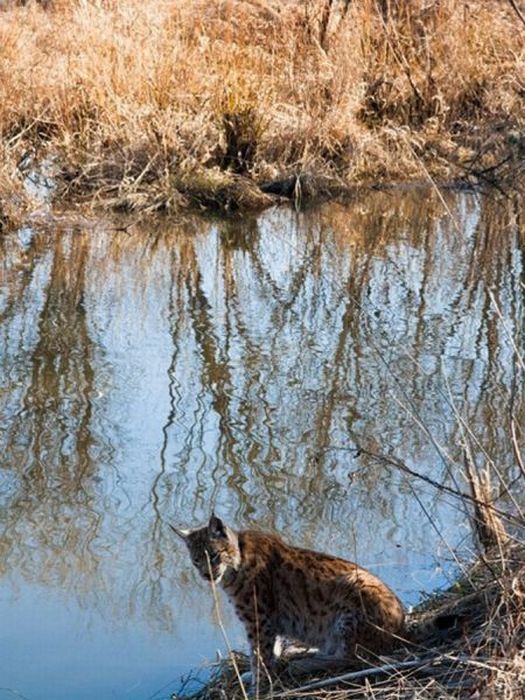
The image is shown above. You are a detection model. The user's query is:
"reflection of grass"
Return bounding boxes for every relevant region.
[0,0,524,220]
[177,306,525,700]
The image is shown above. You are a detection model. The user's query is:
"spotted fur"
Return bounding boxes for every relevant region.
[172,515,405,681]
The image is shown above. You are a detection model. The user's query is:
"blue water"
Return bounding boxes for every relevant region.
[1,190,524,698]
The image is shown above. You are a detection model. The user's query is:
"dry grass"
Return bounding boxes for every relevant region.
[175,446,525,699]
[181,539,525,699]
[0,0,524,218]
[0,144,33,232]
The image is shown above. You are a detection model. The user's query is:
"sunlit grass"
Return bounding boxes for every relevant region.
[0,0,523,216]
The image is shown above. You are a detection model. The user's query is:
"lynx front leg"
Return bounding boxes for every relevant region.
[249,626,276,684]
[232,586,278,689]
[241,617,277,691]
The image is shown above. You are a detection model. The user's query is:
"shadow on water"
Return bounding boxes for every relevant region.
[0,189,524,699]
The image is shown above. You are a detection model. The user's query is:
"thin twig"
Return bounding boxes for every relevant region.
[507,0,525,27]
[443,373,525,523]
[326,444,524,528]
[207,554,249,700]
[487,287,525,373]
[511,419,525,481]
[401,135,463,235]
[7,108,51,149]
[276,656,440,696]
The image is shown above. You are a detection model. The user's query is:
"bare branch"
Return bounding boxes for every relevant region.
[507,0,525,27]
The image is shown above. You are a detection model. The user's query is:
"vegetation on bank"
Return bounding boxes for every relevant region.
[0,0,524,222]
[178,464,525,700]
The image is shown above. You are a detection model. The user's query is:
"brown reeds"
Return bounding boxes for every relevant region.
[0,0,524,219]
[179,433,525,700]
[0,144,32,232]
[183,540,525,699]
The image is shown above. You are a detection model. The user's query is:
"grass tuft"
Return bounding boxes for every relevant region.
[0,0,524,215]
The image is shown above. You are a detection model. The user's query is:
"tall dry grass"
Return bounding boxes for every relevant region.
[0,0,524,214]
[0,144,32,231]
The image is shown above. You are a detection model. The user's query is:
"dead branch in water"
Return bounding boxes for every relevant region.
[463,452,509,552]
[326,444,525,530]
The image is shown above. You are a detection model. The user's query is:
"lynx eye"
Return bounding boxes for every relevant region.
[209,552,220,565]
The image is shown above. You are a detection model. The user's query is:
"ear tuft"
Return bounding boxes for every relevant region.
[208,513,227,539]
[169,524,191,540]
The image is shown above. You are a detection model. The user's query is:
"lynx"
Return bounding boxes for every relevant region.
[172,515,405,683]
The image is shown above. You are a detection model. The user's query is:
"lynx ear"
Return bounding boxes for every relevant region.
[208,513,227,539]
[169,524,191,540]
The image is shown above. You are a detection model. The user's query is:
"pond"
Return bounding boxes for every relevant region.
[1,189,524,700]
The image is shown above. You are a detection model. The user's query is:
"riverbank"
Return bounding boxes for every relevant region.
[1,0,524,227]
[178,537,525,699]
[174,455,525,699]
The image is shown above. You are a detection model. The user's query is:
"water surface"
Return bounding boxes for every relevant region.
[1,190,524,699]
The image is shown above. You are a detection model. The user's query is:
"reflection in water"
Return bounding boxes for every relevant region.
[0,191,524,698]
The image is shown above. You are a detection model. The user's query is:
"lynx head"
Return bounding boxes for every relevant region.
[171,514,241,584]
